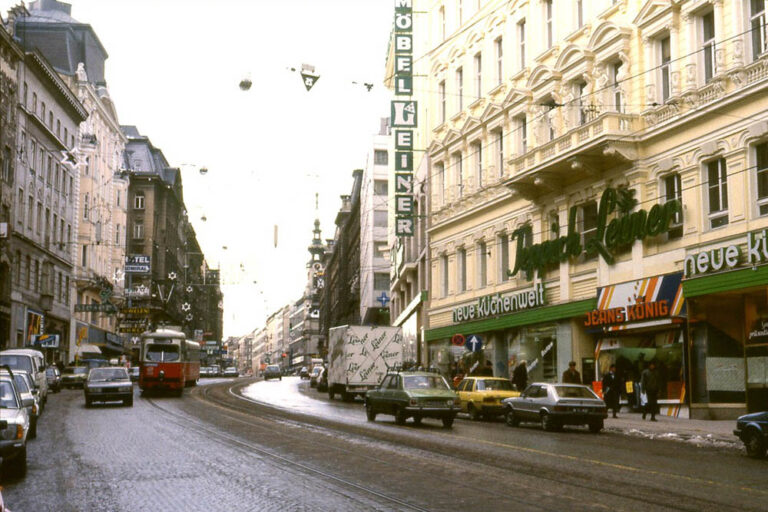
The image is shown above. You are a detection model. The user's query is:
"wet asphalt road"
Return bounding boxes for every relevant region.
[3,376,767,511]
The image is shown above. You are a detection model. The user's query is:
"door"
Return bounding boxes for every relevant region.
[457,379,473,411]
[746,344,768,413]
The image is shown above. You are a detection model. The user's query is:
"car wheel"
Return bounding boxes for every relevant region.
[588,420,604,433]
[442,416,455,428]
[468,403,481,421]
[365,402,377,422]
[328,386,335,400]
[394,407,407,425]
[29,418,37,439]
[744,429,767,458]
[279,377,282,381]
[505,408,520,427]
[541,412,558,432]
[412,415,422,426]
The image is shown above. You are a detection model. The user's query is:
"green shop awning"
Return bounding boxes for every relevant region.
[682,264,768,298]
[425,298,596,342]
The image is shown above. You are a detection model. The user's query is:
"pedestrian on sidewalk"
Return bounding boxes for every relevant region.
[602,364,621,418]
[641,361,660,421]
[562,361,581,384]
[512,360,528,392]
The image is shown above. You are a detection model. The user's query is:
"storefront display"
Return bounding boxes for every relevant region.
[505,324,558,384]
[587,273,687,416]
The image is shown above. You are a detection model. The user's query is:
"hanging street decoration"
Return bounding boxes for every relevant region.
[299,63,320,91]
[392,0,416,237]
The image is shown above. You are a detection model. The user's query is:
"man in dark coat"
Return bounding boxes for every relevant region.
[601,364,621,418]
[562,361,581,384]
[512,360,528,391]
[641,360,660,421]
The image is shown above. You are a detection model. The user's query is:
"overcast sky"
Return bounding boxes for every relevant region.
[3,0,395,337]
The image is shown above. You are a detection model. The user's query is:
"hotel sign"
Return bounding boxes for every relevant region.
[452,283,546,323]
[392,0,416,237]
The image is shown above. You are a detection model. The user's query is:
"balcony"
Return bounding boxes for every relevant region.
[505,111,639,202]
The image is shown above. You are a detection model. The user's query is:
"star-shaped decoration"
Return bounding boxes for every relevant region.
[185,313,193,321]
[168,272,177,281]
[186,285,193,293]
[181,302,191,312]
[136,284,148,295]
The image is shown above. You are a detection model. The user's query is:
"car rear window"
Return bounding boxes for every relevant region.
[553,385,599,399]
[0,355,33,374]
[403,375,450,390]
[0,379,19,408]
[12,374,30,393]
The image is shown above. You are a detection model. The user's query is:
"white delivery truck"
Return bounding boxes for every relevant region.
[327,325,403,402]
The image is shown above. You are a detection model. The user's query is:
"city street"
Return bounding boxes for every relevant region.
[3,377,766,511]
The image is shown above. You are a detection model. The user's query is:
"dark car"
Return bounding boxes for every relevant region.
[263,365,282,381]
[84,367,133,407]
[62,366,88,388]
[734,411,768,458]
[299,367,309,380]
[46,367,62,392]
[364,371,460,428]
[502,382,608,433]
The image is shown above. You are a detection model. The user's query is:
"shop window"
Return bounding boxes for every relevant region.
[706,158,728,229]
[507,324,558,383]
[756,142,768,216]
[664,173,683,238]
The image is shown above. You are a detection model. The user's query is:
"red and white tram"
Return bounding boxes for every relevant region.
[139,328,201,395]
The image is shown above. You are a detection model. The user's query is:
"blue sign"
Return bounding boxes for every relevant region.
[376,292,391,307]
[466,335,483,352]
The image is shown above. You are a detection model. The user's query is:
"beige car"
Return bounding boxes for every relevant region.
[0,349,48,406]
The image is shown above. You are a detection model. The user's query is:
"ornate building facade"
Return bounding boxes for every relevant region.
[419,0,768,419]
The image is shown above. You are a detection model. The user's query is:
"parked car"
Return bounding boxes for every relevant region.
[11,370,40,439]
[734,411,768,458]
[46,367,62,392]
[365,371,460,428]
[263,365,282,381]
[62,366,88,388]
[502,382,608,433]
[128,367,140,382]
[456,376,520,420]
[84,367,133,407]
[309,366,323,388]
[299,367,309,380]
[0,368,30,478]
[222,367,238,378]
[0,349,48,406]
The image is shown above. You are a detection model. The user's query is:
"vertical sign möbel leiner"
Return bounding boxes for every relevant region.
[392,0,416,237]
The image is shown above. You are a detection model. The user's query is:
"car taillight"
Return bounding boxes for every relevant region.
[409,398,418,406]
[32,404,37,415]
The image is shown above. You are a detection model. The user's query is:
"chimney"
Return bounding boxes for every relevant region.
[31,0,72,15]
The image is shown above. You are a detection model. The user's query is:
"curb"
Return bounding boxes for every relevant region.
[606,425,742,450]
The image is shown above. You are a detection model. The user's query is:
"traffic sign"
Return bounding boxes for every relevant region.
[466,334,483,352]
[451,334,466,347]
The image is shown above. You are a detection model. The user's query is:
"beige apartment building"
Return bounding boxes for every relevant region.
[418,0,768,419]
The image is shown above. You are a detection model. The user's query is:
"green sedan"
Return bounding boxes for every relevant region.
[364,371,460,428]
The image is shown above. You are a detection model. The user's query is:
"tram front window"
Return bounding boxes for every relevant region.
[145,344,180,362]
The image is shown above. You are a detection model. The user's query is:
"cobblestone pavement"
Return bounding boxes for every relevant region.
[2,379,766,512]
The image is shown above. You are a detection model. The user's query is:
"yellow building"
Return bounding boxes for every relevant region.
[418,0,768,419]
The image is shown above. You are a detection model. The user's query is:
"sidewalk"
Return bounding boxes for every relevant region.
[604,411,740,449]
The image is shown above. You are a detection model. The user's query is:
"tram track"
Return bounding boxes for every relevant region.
[148,381,762,512]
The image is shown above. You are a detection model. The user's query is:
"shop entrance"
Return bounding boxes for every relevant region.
[746,343,768,412]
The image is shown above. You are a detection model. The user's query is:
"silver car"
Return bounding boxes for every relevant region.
[12,371,40,439]
[0,369,30,478]
[84,367,133,407]
[502,382,608,433]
